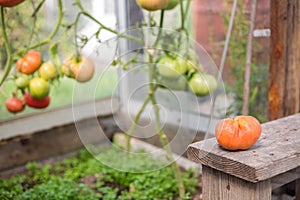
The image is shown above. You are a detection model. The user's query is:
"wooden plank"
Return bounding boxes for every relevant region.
[271,167,300,189]
[268,0,300,120]
[202,165,271,200]
[0,116,119,172]
[0,97,119,141]
[187,114,300,183]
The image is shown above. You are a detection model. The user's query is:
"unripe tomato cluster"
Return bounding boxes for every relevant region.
[156,54,217,97]
[4,51,95,114]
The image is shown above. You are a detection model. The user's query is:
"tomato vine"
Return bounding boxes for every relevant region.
[0,1,216,199]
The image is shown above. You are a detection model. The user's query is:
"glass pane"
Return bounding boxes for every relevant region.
[0,0,118,122]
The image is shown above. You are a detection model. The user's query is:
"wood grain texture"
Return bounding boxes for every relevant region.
[0,116,119,172]
[271,167,300,189]
[202,165,272,200]
[187,114,300,183]
[268,0,300,120]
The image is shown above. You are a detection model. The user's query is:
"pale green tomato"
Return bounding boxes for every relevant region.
[188,73,217,97]
[15,74,29,89]
[157,56,187,79]
[158,75,187,91]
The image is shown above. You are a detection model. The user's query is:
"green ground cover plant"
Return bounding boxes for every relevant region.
[0,147,199,200]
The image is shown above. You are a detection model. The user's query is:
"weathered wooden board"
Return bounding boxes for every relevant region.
[0,116,119,172]
[0,97,119,141]
[187,113,300,183]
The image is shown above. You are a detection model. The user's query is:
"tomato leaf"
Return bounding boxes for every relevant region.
[49,43,62,77]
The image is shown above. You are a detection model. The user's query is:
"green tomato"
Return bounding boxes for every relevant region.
[158,75,187,91]
[165,0,178,10]
[188,73,217,97]
[15,74,29,89]
[29,77,50,99]
[157,56,187,79]
[39,62,57,80]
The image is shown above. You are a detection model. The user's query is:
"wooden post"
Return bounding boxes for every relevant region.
[202,166,271,200]
[296,179,300,200]
[268,0,300,120]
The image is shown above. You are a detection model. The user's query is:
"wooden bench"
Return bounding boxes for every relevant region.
[187,114,300,200]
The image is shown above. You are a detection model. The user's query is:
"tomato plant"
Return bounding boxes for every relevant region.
[0,0,24,7]
[24,92,50,109]
[215,116,262,150]
[29,77,50,99]
[5,97,25,113]
[0,1,201,199]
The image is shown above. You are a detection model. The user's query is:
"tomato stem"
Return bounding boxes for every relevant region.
[26,0,63,51]
[183,0,191,23]
[179,0,185,30]
[148,54,185,199]
[73,0,142,48]
[0,7,13,88]
[125,95,151,153]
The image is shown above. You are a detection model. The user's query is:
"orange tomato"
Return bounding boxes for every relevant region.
[63,56,94,83]
[17,51,42,75]
[215,116,262,150]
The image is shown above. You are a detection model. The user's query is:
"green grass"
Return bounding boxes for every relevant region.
[0,147,199,200]
[0,68,118,121]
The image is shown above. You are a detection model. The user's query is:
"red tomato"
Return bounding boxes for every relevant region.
[5,97,25,113]
[17,51,42,75]
[24,92,50,109]
[0,0,24,7]
[215,116,262,150]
